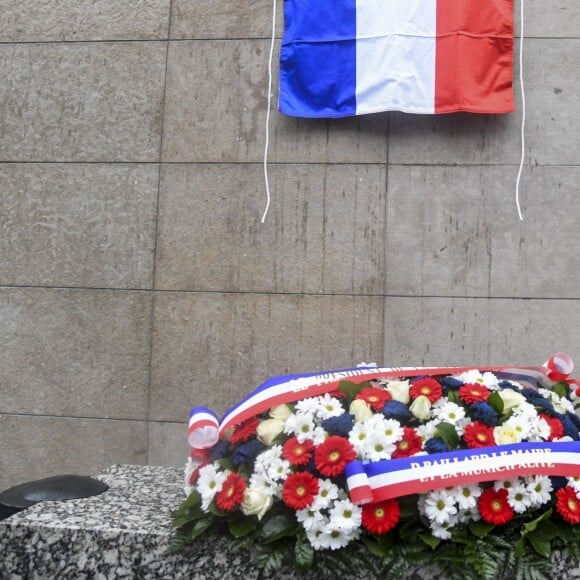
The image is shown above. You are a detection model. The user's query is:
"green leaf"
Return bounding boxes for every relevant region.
[208,502,227,517]
[338,380,369,399]
[189,516,214,539]
[398,517,420,540]
[514,537,525,559]
[487,392,505,414]
[182,489,202,509]
[419,533,441,550]
[535,519,559,541]
[552,382,570,400]
[295,534,314,571]
[447,389,460,404]
[434,421,459,449]
[398,495,418,519]
[362,537,389,558]
[527,532,551,559]
[468,520,495,539]
[261,513,298,544]
[229,518,256,538]
[217,458,235,472]
[521,509,552,537]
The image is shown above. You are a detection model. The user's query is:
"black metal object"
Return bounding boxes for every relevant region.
[0,475,108,521]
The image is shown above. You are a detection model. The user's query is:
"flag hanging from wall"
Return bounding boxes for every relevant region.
[279,0,514,118]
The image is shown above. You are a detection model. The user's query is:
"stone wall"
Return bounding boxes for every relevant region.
[1,1,579,489]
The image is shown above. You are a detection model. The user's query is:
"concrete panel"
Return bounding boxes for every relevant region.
[150,292,384,421]
[525,1,580,38]
[161,41,388,163]
[386,165,580,298]
[148,422,189,468]
[0,414,147,491]
[0,288,151,419]
[170,0,283,39]
[0,164,158,289]
[155,164,386,294]
[389,40,580,166]
[0,1,171,42]
[383,297,580,367]
[0,42,166,162]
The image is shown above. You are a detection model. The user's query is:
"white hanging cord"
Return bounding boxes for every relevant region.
[261,0,277,224]
[515,0,526,221]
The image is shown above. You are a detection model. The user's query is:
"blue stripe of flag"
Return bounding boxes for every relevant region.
[279,0,357,118]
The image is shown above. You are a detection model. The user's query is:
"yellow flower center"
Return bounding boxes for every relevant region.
[568,498,578,512]
[375,508,384,518]
[296,486,306,497]
[329,451,341,462]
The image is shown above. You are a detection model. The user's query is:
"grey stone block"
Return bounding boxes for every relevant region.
[0,42,166,162]
[0,288,152,419]
[0,415,147,491]
[0,164,158,288]
[383,296,580,367]
[388,40,580,166]
[386,165,580,298]
[0,1,171,42]
[148,422,189,468]
[161,41,388,163]
[170,0,283,39]
[150,291,384,421]
[525,1,580,38]
[155,163,386,294]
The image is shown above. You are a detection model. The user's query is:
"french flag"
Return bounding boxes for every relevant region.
[279,0,515,117]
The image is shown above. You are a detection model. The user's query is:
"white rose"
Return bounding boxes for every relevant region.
[241,488,273,520]
[498,389,525,412]
[409,395,432,420]
[349,399,373,423]
[494,425,521,445]
[256,418,285,446]
[269,404,292,421]
[386,380,411,404]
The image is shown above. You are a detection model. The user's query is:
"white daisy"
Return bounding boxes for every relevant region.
[503,414,532,440]
[248,472,280,497]
[432,402,466,425]
[295,397,322,416]
[265,457,292,482]
[493,478,520,492]
[453,484,482,510]
[455,370,499,390]
[430,515,458,540]
[321,525,357,550]
[296,507,326,532]
[567,477,580,494]
[254,445,283,473]
[311,426,328,446]
[328,499,362,531]
[380,418,404,443]
[457,507,481,524]
[293,414,317,442]
[348,421,372,456]
[363,431,395,462]
[507,483,533,513]
[313,394,344,420]
[197,464,228,510]
[422,489,458,525]
[528,416,552,441]
[312,479,340,511]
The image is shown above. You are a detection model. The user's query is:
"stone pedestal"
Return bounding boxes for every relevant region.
[0,465,577,580]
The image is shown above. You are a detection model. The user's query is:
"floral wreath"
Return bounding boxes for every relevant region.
[173,355,580,579]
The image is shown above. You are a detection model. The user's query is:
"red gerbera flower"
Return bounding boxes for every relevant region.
[409,378,443,403]
[478,487,514,525]
[282,472,319,510]
[355,387,392,411]
[463,421,495,448]
[215,472,246,511]
[282,437,314,466]
[540,413,564,441]
[230,417,260,444]
[362,499,400,534]
[459,383,491,404]
[314,435,356,477]
[392,426,423,459]
[556,486,580,524]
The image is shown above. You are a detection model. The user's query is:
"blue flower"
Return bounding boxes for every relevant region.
[440,377,463,390]
[231,439,265,466]
[470,402,499,426]
[209,440,230,462]
[382,400,413,422]
[550,476,568,490]
[498,381,518,391]
[568,412,580,431]
[424,437,449,454]
[532,397,556,414]
[322,413,354,437]
[558,414,580,440]
[520,388,544,402]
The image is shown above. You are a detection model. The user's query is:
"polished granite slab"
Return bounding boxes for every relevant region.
[1,465,578,579]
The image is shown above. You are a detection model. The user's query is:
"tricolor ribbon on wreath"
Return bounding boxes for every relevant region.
[187,353,580,504]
